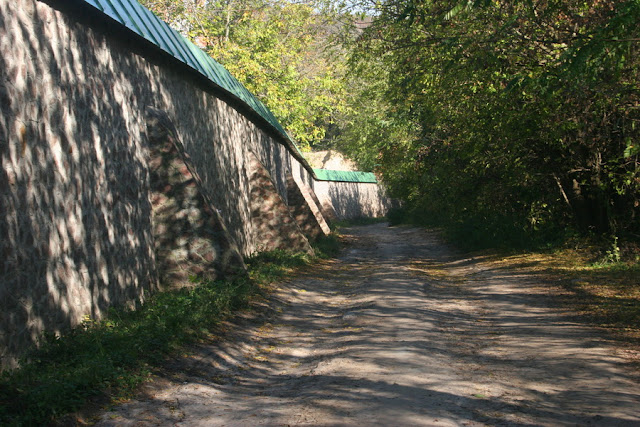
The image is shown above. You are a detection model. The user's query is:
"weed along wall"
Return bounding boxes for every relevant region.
[0,0,388,370]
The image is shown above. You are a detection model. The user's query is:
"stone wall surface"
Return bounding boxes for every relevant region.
[313,180,393,220]
[146,107,246,289]
[0,0,389,369]
[0,0,307,369]
[286,173,330,241]
[1,0,159,369]
[247,154,313,254]
[304,150,358,171]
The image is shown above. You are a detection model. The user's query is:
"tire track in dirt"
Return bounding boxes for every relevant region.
[97,224,640,426]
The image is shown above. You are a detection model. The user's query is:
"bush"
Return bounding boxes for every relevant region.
[386,207,408,226]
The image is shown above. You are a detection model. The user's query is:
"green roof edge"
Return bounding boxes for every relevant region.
[313,169,378,184]
[76,0,316,177]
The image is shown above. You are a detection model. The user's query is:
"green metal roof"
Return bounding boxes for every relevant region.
[313,169,378,184]
[74,0,378,183]
[81,0,289,139]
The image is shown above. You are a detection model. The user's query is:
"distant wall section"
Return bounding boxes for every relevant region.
[314,180,392,220]
[0,0,317,369]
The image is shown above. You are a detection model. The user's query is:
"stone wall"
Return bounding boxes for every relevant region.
[286,173,331,241]
[146,108,246,289]
[291,155,390,221]
[0,0,320,369]
[313,180,393,220]
[0,0,392,369]
[247,153,312,254]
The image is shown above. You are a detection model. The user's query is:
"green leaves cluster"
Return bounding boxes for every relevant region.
[139,0,639,247]
[141,0,351,149]
[208,1,350,148]
[342,0,640,248]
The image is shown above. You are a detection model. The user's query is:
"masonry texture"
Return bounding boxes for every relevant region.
[286,173,331,241]
[0,0,389,369]
[146,107,246,289]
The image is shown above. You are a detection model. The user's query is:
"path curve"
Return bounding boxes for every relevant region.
[98,224,640,426]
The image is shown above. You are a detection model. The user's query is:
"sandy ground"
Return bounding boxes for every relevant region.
[96,224,640,426]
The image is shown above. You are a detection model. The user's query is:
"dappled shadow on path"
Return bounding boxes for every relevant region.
[98,224,640,426]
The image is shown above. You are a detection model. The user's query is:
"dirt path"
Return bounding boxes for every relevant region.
[97,224,640,426]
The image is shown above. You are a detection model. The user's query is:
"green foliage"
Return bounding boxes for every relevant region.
[245,249,311,283]
[386,207,408,226]
[593,235,623,266]
[341,0,640,250]
[208,1,349,148]
[0,247,335,426]
[312,233,343,258]
[141,0,353,149]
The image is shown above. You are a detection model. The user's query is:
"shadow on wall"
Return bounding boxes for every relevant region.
[1,0,300,368]
[326,182,392,220]
[250,131,290,202]
[145,108,246,289]
[246,152,313,254]
[285,172,329,241]
[1,0,338,369]
[168,94,254,255]
[0,2,157,369]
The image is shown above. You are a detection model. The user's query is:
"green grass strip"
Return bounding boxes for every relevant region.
[0,245,331,426]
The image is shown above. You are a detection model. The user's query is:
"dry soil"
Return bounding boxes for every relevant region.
[96,224,640,426]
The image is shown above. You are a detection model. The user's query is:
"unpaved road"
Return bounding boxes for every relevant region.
[97,224,640,426]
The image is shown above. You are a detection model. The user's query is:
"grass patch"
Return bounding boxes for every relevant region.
[472,245,640,341]
[0,246,337,426]
[330,216,387,230]
[312,233,342,258]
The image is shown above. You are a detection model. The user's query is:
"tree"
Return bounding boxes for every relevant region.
[343,0,640,246]
[141,0,353,150]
